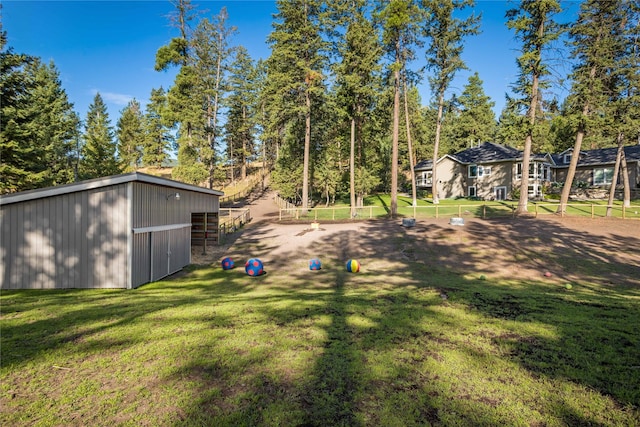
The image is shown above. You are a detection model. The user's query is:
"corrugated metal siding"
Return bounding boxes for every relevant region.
[1,184,129,289]
[1,177,219,290]
[132,232,151,287]
[129,182,218,287]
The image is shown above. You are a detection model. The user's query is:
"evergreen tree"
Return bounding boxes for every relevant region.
[377,0,423,216]
[1,29,79,193]
[557,0,628,214]
[606,0,639,211]
[267,0,328,209]
[452,72,496,151]
[422,0,480,204]
[191,8,237,188]
[80,92,120,179]
[334,0,383,214]
[225,46,256,181]
[116,99,144,172]
[142,87,172,168]
[506,0,563,214]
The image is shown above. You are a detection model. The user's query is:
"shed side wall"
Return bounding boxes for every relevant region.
[1,184,129,289]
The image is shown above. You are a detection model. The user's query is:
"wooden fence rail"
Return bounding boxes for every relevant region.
[218,208,251,242]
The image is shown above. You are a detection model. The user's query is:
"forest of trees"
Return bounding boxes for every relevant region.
[1,0,638,216]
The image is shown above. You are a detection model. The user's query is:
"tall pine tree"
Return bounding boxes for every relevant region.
[507,0,563,214]
[142,87,172,168]
[557,0,626,214]
[80,92,120,179]
[453,72,496,151]
[422,0,480,204]
[267,0,328,208]
[116,99,144,172]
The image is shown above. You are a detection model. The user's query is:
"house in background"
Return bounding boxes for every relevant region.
[1,173,223,290]
[415,142,640,200]
[415,142,552,200]
[552,145,640,191]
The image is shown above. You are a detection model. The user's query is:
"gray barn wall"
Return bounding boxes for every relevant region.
[1,174,222,290]
[129,182,219,288]
[1,183,129,289]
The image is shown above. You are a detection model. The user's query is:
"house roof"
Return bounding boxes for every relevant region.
[415,142,547,171]
[0,172,224,206]
[551,145,640,168]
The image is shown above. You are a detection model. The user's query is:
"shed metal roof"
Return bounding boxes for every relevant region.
[0,172,224,206]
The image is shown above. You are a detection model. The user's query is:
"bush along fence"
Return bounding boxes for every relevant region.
[275,195,640,221]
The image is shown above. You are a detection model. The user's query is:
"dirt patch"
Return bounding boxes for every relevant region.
[193,207,640,288]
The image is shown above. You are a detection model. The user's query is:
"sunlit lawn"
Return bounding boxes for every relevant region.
[286,194,640,221]
[2,250,639,426]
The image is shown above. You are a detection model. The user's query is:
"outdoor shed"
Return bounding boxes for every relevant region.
[1,172,223,290]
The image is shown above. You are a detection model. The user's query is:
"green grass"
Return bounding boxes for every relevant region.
[283,195,640,221]
[2,247,639,426]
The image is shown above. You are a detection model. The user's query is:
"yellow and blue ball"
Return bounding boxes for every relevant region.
[345,259,360,273]
[221,257,234,270]
[309,258,322,270]
[245,258,265,276]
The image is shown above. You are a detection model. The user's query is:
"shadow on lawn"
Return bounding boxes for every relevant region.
[172,218,639,425]
[2,218,639,425]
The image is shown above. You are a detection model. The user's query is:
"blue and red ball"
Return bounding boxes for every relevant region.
[245,258,265,276]
[309,258,322,270]
[221,257,235,270]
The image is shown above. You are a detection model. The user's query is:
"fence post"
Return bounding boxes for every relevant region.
[591,204,594,219]
[535,204,538,218]
[436,205,439,219]
[370,206,373,218]
[483,205,486,219]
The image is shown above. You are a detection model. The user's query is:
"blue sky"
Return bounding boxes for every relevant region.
[3,0,580,124]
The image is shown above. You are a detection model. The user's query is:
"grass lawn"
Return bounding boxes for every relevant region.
[2,220,640,426]
[285,194,640,221]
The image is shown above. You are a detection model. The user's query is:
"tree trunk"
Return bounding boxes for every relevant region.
[403,75,417,207]
[241,105,247,180]
[302,88,311,210]
[432,91,444,205]
[558,58,598,214]
[391,65,400,217]
[350,115,356,218]
[606,134,624,217]
[517,72,539,215]
[620,144,631,208]
[557,124,585,215]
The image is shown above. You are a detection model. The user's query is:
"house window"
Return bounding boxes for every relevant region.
[516,162,550,180]
[593,168,613,186]
[564,153,572,164]
[417,171,432,186]
[468,186,476,198]
[469,165,490,178]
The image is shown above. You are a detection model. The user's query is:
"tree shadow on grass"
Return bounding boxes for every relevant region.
[3,217,639,426]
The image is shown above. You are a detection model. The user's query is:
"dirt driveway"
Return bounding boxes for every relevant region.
[193,192,640,288]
